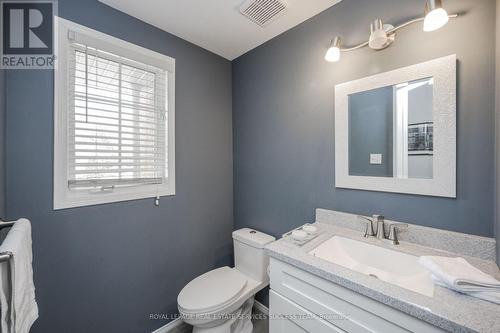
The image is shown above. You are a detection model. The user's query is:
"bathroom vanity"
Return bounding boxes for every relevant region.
[266,209,500,333]
[269,259,444,333]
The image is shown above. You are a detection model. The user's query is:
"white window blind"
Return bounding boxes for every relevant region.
[67,40,168,190]
[55,19,175,209]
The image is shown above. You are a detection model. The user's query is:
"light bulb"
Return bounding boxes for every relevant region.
[325,37,341,62]
[423,0,449,32]
[325,46,340,62]
[368,19,390,50]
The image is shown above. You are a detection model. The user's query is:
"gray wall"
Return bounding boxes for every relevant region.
[4,0,233,332]
[233,0,496,243]
[348,87,393,177]
[496,0,500,265]
[0,69,5,219]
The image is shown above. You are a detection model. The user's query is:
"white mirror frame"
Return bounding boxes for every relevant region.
[334,55,456,198]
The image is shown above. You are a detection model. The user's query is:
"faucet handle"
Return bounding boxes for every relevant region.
[358,215,376,237]
[387,223,408,245]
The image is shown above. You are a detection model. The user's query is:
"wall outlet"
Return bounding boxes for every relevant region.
[370,154,383,165]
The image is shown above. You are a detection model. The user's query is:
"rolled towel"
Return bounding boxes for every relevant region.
[418,256,500,292]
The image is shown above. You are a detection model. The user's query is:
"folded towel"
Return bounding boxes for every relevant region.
[418,256,500,292]
[418,256,500,304]
[0,219,38,333]
[430,275,500,304]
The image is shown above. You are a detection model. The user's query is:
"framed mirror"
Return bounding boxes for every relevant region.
[334,55,456,197]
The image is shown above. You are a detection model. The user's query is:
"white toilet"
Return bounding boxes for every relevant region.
[177,228,275,333]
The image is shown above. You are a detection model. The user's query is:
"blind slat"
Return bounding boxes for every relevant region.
[69,148,164,154]
[72,81,158,102]
[73,93,162,112]
[70,141,164,148]
[72,111,161,126]
[70,168,161,176]
[72,133,160,142]
[68,177,162,190]
[72,71,165,91]
[70,120,163,133]
[70,126,165,137]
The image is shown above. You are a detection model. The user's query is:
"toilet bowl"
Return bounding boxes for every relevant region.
[177,228,275,333]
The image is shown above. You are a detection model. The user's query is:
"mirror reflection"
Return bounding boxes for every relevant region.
[348,77,434,179]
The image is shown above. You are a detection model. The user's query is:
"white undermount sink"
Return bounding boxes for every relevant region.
[309,236,434,297]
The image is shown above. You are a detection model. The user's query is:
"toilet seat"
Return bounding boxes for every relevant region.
[178,266,248,314]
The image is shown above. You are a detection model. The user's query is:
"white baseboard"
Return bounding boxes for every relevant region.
[151,317,184,333]
[253,300,269,315]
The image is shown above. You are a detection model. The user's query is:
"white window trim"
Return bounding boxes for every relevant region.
[54,17,176,209]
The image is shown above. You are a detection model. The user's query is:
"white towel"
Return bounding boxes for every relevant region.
[418,256,500,304]
[430,276,500,304]
[0,219,38,333]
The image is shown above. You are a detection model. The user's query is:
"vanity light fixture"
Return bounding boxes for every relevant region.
[325,0,458,62]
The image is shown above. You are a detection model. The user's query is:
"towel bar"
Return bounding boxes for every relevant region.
[0,221,15,261]
[0,221,14,262]
[0,221,15,328]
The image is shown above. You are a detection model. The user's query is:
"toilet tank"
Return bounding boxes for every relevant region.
[232,228,276,283]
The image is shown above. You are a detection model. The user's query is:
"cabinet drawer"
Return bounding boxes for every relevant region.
[270,258,445,333]
[270,290,346,333]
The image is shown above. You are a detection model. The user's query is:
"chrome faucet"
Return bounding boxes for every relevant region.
[358,214,407,245]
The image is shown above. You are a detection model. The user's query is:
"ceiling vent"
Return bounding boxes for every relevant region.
[239,0,287,27]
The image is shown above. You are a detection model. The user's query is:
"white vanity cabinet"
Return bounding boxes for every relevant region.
[269,258,446,333]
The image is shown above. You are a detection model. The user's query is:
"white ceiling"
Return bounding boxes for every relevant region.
[98,0,343,60]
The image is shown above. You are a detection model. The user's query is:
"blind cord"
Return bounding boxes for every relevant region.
[155,184,160,206]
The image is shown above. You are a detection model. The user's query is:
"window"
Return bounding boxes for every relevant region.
[54,18,175,209]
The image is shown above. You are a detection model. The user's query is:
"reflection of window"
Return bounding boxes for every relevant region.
[393,77,434,178]
[54,19,175,209]
[408,123,433,155]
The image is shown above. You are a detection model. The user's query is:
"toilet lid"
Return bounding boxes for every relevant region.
[178,266,248,314]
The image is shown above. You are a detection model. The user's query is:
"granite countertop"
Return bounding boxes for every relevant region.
[265,222,500,333]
